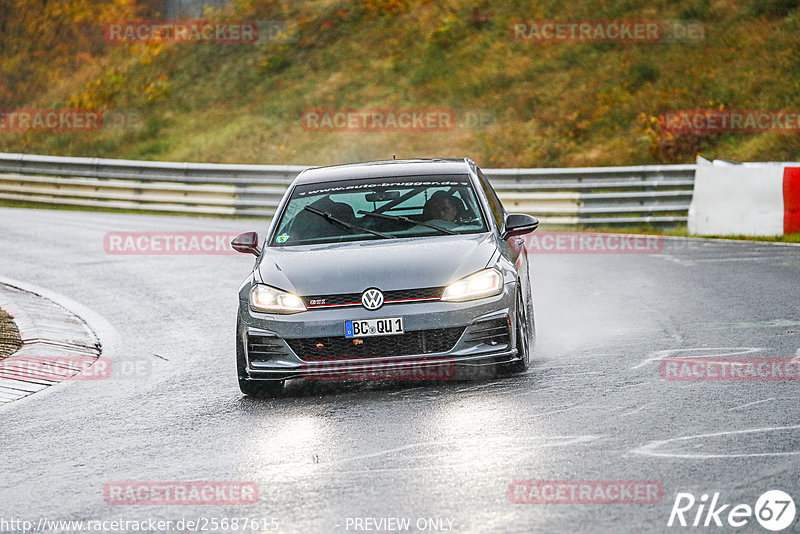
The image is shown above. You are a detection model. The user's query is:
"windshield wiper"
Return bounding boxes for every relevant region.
[358,210,456,235]
[303,206,394,239]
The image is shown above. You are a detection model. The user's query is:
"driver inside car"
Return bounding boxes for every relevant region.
[422,191,463,223]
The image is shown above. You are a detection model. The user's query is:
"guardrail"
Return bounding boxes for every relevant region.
[0,153,696,226]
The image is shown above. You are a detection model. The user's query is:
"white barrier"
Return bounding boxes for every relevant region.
[688,159,800,236]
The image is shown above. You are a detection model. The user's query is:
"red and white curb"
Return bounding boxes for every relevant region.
[0,277,117,406]
[784,167,800,234]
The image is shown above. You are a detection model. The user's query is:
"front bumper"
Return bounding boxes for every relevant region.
[237,282,518,381]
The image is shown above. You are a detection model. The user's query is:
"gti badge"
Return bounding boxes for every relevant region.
[361,288,384,310]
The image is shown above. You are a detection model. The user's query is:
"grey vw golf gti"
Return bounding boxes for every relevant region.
[232,158,538,395]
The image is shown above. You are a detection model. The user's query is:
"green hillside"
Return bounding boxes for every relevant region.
[1,0,799,167]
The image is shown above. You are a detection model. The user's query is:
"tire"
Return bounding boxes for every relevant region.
[236,324,284,396]
[506,286,531,374]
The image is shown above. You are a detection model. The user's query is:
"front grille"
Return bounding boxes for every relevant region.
[464,318,510,346]
[304,287,443,309]
[286,327,464,361]
[247,335,289,362]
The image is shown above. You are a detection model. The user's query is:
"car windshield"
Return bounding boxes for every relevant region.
[271,174,487,246]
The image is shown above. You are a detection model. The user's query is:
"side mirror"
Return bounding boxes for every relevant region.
[231,231,260,256]
[501,213,539,239]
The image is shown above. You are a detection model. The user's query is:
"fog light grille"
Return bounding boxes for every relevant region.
[464,318,510,346]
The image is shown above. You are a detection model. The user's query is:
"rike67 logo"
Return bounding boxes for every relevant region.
[668,490,796,531]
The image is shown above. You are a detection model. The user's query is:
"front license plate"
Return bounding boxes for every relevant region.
[344,317,404,338]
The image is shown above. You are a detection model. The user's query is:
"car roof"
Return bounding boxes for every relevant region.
[293,159,474,185]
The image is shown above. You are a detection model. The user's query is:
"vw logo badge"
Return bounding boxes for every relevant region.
[361,288,384,310]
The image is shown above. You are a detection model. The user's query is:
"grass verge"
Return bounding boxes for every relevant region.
[0,307,22,360]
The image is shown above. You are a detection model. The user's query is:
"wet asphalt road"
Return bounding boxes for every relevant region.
[0,207,798,534]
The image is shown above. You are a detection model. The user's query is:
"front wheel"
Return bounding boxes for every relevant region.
[505,287,531,374]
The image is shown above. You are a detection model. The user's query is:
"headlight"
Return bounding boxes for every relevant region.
[249,284,306,314]
[441,268,503,302]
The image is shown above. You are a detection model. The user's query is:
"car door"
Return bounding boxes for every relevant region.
[476,168,524,263]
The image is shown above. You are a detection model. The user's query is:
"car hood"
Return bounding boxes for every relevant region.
[257,233,498,295]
